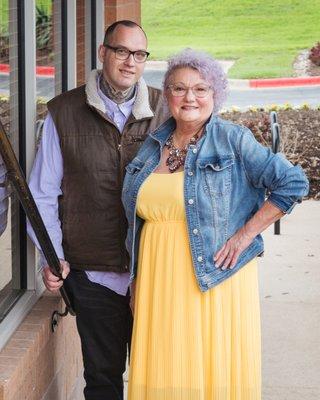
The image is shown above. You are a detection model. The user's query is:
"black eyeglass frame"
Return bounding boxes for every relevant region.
[104,44,150,63]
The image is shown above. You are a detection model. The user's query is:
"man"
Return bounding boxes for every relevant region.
[0,155,8,236]
[28,20,166,400]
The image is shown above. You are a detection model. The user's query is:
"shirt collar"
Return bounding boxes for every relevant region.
[96,75,136,119]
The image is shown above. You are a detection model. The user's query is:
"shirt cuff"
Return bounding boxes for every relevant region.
[38,250,65,270]
[38,251,48,270]
[267,194,302,215]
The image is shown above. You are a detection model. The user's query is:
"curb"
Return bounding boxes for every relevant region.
[0,63,55,77]
[0,62,168,74]
[249,76,320,88]
[228,79,250,89]
[145,60,168,70]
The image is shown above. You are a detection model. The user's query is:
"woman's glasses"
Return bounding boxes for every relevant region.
[166,83,212,98]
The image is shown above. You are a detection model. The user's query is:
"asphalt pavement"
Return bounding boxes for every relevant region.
[143,69,320,109]
[0,61,319,110]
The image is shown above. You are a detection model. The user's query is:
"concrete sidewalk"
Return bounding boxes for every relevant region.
[75,200,320,399]
[259,199,320,399]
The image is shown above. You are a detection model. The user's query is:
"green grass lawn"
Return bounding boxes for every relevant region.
[142,0,320,78]
[0,0,51,31]
[0,0,8,32]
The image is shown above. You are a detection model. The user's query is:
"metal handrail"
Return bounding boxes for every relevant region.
[0,118,75,333]
[269,111,281,235]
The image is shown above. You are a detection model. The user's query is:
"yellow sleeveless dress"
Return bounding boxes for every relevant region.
[128,171,261,400]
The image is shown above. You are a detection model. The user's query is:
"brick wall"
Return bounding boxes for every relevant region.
[0,2,142,398]
[75,0,142,86]
[0,294,83,400]
[77,0,86,86]
[105,0,141,27]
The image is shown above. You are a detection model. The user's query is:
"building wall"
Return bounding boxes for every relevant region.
[105,0,141,28]
[77,0,86,86]
[0,1,141,399]
[76,0,141,87]
[0,294,82,400]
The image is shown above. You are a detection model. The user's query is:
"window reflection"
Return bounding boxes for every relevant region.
[0,0,22,321]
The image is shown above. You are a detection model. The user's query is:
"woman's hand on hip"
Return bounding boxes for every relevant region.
[213,201,285,270]
[214,227,254,270]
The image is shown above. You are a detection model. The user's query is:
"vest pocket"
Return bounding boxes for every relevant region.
[197,156,234,197]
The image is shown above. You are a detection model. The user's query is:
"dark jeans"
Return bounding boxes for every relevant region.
[64,269,133,400]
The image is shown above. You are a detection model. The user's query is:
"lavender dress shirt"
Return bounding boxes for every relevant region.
[27,80,135,295]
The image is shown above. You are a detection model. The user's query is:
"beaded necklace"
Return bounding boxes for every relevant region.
[164,126,203,173]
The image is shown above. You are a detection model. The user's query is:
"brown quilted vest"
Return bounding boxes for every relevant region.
[47,83,166,272]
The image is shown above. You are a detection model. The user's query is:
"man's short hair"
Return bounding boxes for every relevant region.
[103,20,147,46]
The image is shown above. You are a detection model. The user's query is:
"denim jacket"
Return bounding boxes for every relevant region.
[122,115,309,291]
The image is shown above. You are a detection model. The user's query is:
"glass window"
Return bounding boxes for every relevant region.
[0,0,93,330]
[36,0,55,125]
[0,0,25,322]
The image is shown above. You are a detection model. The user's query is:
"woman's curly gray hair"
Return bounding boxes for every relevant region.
[163,48,228,114]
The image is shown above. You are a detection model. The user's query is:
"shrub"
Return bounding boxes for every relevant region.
[309,42,320,66]
[221,111,271,147]
[0,30,9,63]
[36,5,52,50]
[282,103,293,111]
[240,115,271,147]
[265,104,279,112]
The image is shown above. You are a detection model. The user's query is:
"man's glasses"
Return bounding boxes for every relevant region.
[104,44,150,63]
[166,83,212,98]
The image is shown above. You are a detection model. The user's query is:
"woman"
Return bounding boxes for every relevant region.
[122,49,309,400]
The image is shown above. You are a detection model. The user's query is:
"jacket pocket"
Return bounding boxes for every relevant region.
[123,158,145,193]
[125,158,145,174]
[197,155,234,196]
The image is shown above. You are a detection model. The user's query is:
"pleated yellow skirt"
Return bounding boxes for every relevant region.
[128,171,261,400]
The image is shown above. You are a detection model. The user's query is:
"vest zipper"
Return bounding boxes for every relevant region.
[118,134,128,271]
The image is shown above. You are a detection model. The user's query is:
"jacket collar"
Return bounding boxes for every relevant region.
[150,113,219,146]
[150,117,176,145]
[85,69,154,120]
